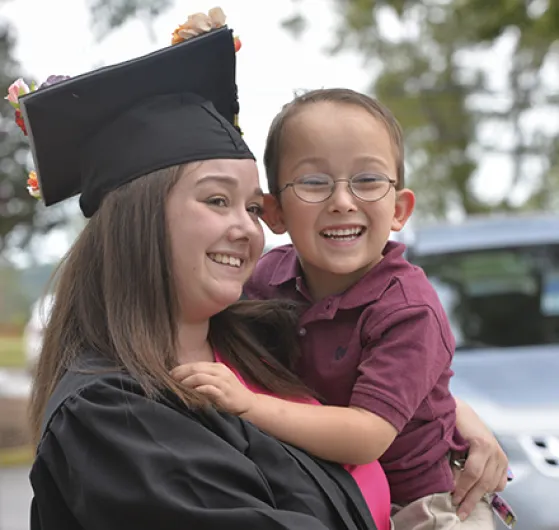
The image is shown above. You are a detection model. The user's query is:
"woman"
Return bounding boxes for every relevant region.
[21,26,383,530]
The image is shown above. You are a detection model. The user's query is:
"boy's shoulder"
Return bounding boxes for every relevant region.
[343,242,436,310]
[381,257,441,308]
[365,262,447,322]
[355,246,454,352]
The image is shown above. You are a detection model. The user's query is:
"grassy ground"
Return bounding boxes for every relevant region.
[0,444,34,467]
[0,335,25,368]
[0,334,32,465]
[0,397,32,465]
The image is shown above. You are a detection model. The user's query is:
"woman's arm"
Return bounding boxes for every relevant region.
[452,397,509,519]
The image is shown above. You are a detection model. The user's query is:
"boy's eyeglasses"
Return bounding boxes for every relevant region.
[278,173,397,204]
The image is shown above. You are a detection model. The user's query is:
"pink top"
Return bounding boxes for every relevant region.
[215,353,391,530]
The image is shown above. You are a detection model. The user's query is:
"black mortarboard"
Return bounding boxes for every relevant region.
[18,27,254,217]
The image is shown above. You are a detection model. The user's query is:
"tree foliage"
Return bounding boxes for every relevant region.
[0,25,65,253]
[284,0,559,219]
[0,0,172,255]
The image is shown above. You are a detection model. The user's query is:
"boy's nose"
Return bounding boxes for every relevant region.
[327,181,358,213]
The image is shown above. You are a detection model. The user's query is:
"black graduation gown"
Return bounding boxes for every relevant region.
[30,353,377,530]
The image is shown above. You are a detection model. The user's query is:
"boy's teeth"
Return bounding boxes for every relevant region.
[322,227,363,239]
[208,253,242,268]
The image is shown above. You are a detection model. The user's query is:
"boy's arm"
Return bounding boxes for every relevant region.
[172,304,447,466]
[243,396,397,465]
[348,304,453,434]
[171,361,397,465]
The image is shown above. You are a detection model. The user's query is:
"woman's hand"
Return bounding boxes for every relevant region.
[171,362,257,416]
[452,398,509,520]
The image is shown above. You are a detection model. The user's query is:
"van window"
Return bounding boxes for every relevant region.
[413,244,559,349]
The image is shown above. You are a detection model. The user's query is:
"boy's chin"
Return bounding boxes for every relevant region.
[312,256,373,276]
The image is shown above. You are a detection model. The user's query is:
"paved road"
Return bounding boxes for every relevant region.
[0,370,32,530]
[0,466,31,530]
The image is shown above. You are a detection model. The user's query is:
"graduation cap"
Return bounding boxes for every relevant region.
[18,26,254,218]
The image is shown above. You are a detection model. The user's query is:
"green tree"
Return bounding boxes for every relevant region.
[0,25,41,253]
[0,0,171,256]
[283,0,559,220]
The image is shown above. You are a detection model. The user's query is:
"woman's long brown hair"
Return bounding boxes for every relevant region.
[29,165,308,444]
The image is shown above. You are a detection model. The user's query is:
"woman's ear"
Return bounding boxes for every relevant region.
[262,194,287,234]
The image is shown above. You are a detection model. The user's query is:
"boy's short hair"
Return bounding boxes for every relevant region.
[263,88,405,196]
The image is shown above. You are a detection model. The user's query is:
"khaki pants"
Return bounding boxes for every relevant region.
[391,493,495,530]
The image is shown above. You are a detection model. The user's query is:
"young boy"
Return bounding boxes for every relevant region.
[176,88,510,529]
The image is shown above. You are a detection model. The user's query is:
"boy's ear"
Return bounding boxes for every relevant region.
[391,188,415,232]
[262,194,287,235]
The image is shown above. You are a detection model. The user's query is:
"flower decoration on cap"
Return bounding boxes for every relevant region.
[171,7,241,51]
[39,75,72,89]
[5,74,71,199]
[5,78,35,135]
[27,171,41,198]
[171,7,243,135]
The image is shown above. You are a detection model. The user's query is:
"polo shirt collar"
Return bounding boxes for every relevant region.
[269,245,302,286]
[268,241,409,309]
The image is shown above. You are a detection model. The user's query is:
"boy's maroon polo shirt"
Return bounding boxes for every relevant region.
[245,241,468,503]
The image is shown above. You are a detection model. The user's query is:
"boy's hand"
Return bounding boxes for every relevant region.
[171,362,257,416]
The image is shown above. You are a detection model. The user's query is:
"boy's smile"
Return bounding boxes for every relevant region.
[320,224,366,244]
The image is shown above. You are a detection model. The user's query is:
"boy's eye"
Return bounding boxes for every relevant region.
[298,174,331,187]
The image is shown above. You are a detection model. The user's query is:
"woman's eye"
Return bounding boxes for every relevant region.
[247,204,264,217]
[207,196,228,207]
